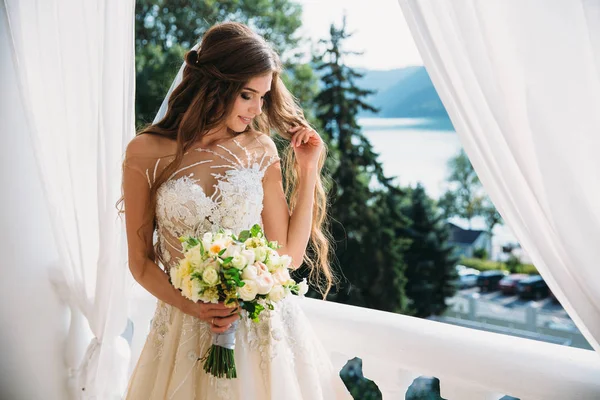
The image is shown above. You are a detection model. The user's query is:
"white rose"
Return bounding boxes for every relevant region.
[298,278,309,296]
[272,267,291,285]
[185,246,202,268]
[238,280,258,301]
[202,267,220,286]
[241,249,255,266]
[254,247,268,263]
[266,251,281,272]
[242,264,258,280]
[231,254,248,270]
[268,284,286,302]
[202,232,213,248]
[223,244,242,258]
[279,255,293,269]
[255,274,274,295]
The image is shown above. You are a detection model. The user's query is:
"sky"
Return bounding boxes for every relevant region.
[294,0,423,70]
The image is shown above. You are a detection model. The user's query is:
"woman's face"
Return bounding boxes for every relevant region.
[226,73,273,133]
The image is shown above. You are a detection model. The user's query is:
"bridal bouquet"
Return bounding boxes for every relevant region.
[169,224,308,379]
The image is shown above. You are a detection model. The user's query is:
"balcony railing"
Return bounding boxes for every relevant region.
[298,297,600,400]
[127,292,600,399]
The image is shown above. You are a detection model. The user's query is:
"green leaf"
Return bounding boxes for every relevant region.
[222,256,234,265]
[238,230,250,242]
[250,224,262,237]
[218,248,227,256]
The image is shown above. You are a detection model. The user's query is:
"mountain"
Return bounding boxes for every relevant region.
[356,66,450,119]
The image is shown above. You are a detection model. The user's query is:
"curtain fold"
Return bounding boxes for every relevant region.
[398,0,600,353]
[4,0,136,397]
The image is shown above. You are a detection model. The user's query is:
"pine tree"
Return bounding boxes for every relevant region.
[403,184,458,317]
[312,16,409,313]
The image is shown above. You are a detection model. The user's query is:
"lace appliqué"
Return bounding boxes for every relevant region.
[150,301,172,358]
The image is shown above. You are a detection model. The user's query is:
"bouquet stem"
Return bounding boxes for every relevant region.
[202,320,239,379]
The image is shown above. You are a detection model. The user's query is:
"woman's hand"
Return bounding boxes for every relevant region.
[288,125,324,171]
[183,301,240,334]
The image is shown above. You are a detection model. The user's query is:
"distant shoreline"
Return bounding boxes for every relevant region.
[358,117,455,132]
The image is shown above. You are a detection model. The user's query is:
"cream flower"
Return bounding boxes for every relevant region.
[238,280,258,301]
[272,267,291,285]
[254,247,268,263]
[268,284,286,302]
[298,278,309,296]
[231,254,248,270]
[185,246,202,268]
[202,267,220,286]
[242,264,258,280]
[241,249,255,266]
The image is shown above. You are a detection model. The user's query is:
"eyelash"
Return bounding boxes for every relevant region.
[241,93,265,101]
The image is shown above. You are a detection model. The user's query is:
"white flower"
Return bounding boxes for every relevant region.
[298,278,309,296]
[170,265,183,289]
[254,247,268,263]
[202,232,213,250]
[242,264,258,280]
[241,249,255,266]
[185,246,202,268]
[201,287,219,304]
[231,254,248,270]
[223,244,242,258]
[272,267,291,285]
[279,255,293,269]
[266,251,281,272]
[191,279,202,302]
[238,280,258,301]
[268,284,286,302]
[181,276,194,300]
[208,239,228,256]
[202,267,220,286]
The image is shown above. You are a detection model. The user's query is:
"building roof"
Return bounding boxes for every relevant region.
[447,222,486,245]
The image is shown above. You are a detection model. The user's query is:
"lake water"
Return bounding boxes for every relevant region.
[358,117,520,259]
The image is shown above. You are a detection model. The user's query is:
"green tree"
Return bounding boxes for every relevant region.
[403,184,458,317]
[312,16,409,313]
[134,0,310,126]
[439,149,503,234]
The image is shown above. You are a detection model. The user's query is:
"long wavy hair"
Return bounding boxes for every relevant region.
[119,22,334,296]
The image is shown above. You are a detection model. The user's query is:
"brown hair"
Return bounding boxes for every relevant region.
[119,22,334,295]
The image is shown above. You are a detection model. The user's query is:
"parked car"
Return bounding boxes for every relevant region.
[517,275,549,300]
[476,270,508,292]
[453,267,480,289]
[498,274,529,295]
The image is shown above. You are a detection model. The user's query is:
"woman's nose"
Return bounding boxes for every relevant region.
[250,99,262,115]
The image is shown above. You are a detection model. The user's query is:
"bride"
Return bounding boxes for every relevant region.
[121,21,351,399]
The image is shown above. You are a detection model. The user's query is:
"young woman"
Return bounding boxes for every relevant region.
[122,21,350,399]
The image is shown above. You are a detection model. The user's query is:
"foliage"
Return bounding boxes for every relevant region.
[472,247,489,260]
[134,0,308,126]
[310,16,410,313]
[402,184,458,317]
[460,257,538,275]
[439,149,503,234]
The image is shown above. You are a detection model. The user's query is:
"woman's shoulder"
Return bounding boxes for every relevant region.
[238,129,278,154]
[126,133,177,159]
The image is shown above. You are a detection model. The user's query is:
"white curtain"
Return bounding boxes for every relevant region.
[398,0,600,353]
[4,0,136,397]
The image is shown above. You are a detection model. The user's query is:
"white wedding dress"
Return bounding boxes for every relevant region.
[125,131,351,400]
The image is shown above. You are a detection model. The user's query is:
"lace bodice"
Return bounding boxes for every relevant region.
[125,131,279,270]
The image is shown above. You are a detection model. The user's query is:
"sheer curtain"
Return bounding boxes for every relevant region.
[398,0,600,352]
[4,0,136,397]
